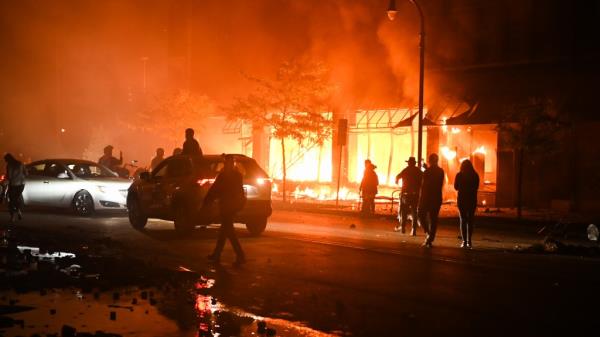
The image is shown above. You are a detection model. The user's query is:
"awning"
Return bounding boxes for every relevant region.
[393,112,438,128]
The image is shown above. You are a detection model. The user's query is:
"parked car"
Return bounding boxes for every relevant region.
[22,159,132,215]
[127,154,272,235]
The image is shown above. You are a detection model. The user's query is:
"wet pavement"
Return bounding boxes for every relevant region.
[1,209,600,336]
[0,225,339,337]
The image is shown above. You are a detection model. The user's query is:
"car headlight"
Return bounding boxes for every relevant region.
[97,186,107,193]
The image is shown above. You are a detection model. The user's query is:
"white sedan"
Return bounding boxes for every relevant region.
[22,159,132,215]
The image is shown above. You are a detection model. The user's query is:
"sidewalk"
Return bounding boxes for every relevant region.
[272,199,600,256]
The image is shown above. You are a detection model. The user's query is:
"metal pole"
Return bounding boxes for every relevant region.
[412,0,425,168]
[335,143,343,207]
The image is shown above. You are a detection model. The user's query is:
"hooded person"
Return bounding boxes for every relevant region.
[204,154,246,265]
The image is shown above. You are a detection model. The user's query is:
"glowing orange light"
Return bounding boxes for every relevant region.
[197,178,215,186]
[441,146,457,161]
[473,146,486,155]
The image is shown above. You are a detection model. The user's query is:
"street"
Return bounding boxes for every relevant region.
[2,209,599,337]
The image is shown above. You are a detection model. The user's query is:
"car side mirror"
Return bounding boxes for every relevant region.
[140,172,151,181]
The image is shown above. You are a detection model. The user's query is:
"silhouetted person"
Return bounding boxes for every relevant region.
[418,153,445,247]
[359,160,379,215]
[181,128,203,157]
[150,148,165,171]
[4,153,26,223]
[204,155,246,265]
[98,145,122,172]
[172,147,182,156]
[454,159,480,249]
[395,157,423,235]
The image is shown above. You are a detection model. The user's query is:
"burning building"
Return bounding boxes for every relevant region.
[223,97,502,206]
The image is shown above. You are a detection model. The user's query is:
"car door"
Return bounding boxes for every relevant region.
[22,161,49,206]
[148,157,192,216]
[39,162,76,207]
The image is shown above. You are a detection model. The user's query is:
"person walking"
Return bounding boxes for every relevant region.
[204,155,246,265]
[4,153,26,223]
[418,153,445,247]
[181,128,203,157]
[150,148,165,171]
[394,157,422,235]
[359,160,379,216]
[454,159,480,248]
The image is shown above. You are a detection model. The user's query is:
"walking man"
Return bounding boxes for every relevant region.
[418,153,445,247]
[359,160,379,215]
[394,157,422,235]
[4,153,26,223]
[204,155,246,265]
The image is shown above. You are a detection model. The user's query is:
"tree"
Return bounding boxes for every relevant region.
[497,98,565,219]
[227,60,335,201]
[124,90,215,149]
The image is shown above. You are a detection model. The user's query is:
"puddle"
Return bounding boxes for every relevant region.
[1,235,341,337]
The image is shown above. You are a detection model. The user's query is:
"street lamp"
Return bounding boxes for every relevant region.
[387,0,426,168]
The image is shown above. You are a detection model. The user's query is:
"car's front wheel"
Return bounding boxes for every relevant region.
[245,217,268,236]
[73,190,94,216]
[128,197,148,229]
[174,206,194,235]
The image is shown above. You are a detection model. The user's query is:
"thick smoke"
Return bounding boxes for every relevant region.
[0,0,496,164]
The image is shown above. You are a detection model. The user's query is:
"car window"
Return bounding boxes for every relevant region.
[27,163,46,176]
[204,158,267,179]
[44,163,69,179]
[167,158,192,177]
[153,161,168,178]
[66,163,117,178]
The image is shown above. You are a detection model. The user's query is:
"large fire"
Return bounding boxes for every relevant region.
[260,110,498,205]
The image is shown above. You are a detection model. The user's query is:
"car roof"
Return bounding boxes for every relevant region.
[29,159,99,166]
[166,154,254,162]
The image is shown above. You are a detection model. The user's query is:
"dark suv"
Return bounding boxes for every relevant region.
[126,154,272,235]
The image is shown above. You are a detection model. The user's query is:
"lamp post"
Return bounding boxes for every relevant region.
[387,0,425,168]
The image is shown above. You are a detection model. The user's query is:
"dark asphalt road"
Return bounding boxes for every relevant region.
[2,209,600,337]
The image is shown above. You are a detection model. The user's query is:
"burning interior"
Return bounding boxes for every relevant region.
[225,100,500,206]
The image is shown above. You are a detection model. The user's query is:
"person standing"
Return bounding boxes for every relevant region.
[359,160,379,216]
[150,148,165,171]
[454,159,480,248]
[98,145,123,172]
[204,155,246,265]
[172,147,183,156]
[4,153,26,223]
[394,157,422,235]
[181,128,203,157]
[418,153,445,247]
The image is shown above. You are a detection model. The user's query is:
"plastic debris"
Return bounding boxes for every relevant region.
[587,224,598,241]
